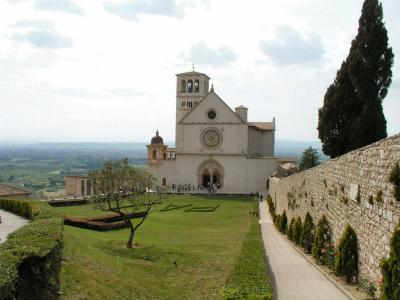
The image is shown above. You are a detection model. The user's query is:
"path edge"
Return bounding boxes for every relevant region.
[283,233,356,300]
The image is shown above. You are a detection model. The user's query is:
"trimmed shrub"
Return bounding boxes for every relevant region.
[185,205,219,212]
[0,198,63,299]
[335,224,358,283]
[64,217,128,231]
[287,218,295,241]
[293,217,302,245]
[389,162,400,202]
[381,222,400,299]
[300,212,315,253]
[160,203,192,212]
[277,210,287,234]
[312,215,333,265]
[221,220,272,299]
[266,195,276,220]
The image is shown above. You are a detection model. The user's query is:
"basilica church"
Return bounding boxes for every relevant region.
[147,70,278,194]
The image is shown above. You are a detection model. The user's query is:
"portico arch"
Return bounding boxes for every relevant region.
[197,159,224,188]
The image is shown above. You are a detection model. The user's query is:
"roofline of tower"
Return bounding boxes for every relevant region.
[176,71,211,79]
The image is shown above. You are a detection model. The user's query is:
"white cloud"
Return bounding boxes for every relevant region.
[0,0,398,142]
[9,0,84,15]
[259,26,325,66]
[11,20,73,49]
[185,42,236,67]
[104,0,185,20]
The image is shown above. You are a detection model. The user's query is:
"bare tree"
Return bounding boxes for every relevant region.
[89,158,161,248]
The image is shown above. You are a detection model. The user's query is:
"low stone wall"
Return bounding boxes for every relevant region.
[269,133,400,286]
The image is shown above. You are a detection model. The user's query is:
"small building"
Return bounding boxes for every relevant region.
[0,184,31,199]
[64,175,92,197]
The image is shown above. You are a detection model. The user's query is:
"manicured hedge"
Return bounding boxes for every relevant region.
[64,217,128,231]
[0,198,64,299]
[221,219,272,299]
[160,203,192,212]
[184,205,219,212]
[64,211,148,231]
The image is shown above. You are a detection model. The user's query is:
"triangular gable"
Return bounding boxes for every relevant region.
[179,90,245,124]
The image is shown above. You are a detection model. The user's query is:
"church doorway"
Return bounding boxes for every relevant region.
[202,169,210,186]
[197,159,224,189]
[212,169,221,185]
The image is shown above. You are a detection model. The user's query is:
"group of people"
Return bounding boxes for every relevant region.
[170,182,221,193]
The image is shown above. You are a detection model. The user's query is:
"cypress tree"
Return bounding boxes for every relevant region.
[312,215,333,265]
[335,224,358,283]
[293,217,303,245]
[300,212,315,253]
[347,0,394,150]
[287,217,295,241]
[381,223,400,299]
[318,0,393,158]
[318,62,362,158]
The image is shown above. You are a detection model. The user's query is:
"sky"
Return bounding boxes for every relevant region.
[0,0,398,143]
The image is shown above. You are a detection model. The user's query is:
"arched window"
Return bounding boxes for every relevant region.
[194,80,199,92]
[162,178,167,186]
[187,80,193,93]
[152,150,157,159]
[181,80,186,93]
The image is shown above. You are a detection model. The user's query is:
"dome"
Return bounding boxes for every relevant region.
[151,130,164,145]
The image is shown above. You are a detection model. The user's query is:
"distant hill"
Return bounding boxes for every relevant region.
[275,139,328,161]
[0,140,329,162]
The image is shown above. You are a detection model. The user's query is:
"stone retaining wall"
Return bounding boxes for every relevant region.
[269,133,400,286]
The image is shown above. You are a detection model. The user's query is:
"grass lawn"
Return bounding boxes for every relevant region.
[55,195,262,299]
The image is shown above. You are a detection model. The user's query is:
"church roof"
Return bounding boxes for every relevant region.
[179,89,245,124]
[176,71,210,79]
[248,122,274,131]
[0,184,31,197]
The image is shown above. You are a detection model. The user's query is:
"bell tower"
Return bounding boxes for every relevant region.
[175,68,210,124]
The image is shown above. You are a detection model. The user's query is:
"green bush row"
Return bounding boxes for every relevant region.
[266,200,359,285]
[0,198,64,300]
[221,218,272,299]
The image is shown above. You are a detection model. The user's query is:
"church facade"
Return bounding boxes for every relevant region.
[147,70,278,194]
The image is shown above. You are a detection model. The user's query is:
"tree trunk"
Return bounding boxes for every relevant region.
[125,218,135,249]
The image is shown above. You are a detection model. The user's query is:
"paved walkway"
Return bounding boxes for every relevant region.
[0,209,29,244]
[259,201,350,300]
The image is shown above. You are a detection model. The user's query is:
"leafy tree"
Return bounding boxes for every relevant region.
[89,158,162,249]
[293,217,303,245]
[312,215,333,265]
[381,223,400,300]
[300,212,315,253]
[318,0,394,157]
[299,146,321,171]
[335,224,358,283]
